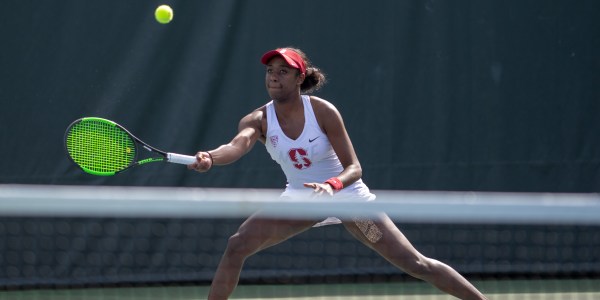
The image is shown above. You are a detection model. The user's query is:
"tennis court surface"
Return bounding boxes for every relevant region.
[1,279,599,299]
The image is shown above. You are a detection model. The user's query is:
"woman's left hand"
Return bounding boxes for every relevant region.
[303,182,334,197]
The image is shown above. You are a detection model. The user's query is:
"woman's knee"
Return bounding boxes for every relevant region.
[224,232,258,258]
[401,255,437,279]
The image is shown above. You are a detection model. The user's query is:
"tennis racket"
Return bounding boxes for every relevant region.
[64,117,197,176]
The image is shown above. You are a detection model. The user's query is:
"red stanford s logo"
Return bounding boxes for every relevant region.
[288,148,312,169]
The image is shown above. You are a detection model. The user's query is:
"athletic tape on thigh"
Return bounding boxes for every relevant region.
[352,217,383,243]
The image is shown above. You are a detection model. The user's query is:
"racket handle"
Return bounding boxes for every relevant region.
[167,153,197,165]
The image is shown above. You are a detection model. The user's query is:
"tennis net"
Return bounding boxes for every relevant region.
[0,184,599,298]
[2,184,599,223]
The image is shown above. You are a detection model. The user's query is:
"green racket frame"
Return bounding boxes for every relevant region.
[64,117,196,176]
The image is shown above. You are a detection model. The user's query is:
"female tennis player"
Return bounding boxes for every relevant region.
[189,47,487,300]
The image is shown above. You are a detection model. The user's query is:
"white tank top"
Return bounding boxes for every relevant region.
[264,95,374,202]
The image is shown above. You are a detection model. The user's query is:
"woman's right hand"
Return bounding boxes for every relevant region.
[188,151,213,172]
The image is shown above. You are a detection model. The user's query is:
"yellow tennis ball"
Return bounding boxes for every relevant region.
[155,5,173,24]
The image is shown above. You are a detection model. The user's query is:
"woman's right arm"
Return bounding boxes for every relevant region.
[189,109,264,172]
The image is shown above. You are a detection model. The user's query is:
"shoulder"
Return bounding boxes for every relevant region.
[308,96,344,133]
[309,96,342,118]
[240,103,268,123]
[238,103,269,142]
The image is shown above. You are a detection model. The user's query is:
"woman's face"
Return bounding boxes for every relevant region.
[265,56,305,101]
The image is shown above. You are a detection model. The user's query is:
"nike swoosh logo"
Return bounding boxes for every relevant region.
[309,136,320,143]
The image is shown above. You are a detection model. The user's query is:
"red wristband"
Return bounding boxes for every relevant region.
[324,177,343,191]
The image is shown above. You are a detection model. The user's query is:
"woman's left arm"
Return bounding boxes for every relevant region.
[303,98,362,195]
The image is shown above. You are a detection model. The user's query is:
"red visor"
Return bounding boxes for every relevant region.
[261,48,306,75]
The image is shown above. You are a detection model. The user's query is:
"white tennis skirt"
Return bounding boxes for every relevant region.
[280,180,376,227]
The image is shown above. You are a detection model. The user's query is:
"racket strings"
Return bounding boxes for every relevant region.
[66,120,136,174]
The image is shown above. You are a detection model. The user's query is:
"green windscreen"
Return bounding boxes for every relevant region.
[65,118,136,176]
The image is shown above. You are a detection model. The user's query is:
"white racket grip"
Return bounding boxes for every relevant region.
[167,153,197,165]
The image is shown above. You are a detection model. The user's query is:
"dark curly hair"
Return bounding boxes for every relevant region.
[283,47,327,93]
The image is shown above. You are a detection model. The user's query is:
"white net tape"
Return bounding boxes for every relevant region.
[1,184,599,224]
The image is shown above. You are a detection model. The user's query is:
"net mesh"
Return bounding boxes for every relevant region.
[65,118,136,176]
[0,184,599,299]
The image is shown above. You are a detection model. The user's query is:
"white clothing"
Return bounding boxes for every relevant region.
[264,95,375,226]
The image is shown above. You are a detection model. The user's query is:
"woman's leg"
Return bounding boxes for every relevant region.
[208,215,317,300]
[343,214,487,300]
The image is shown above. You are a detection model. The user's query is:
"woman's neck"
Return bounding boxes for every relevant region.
[273,94,303,117]
[273,95,305,140]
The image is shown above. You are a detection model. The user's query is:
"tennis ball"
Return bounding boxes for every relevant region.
[155,5,173,24]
